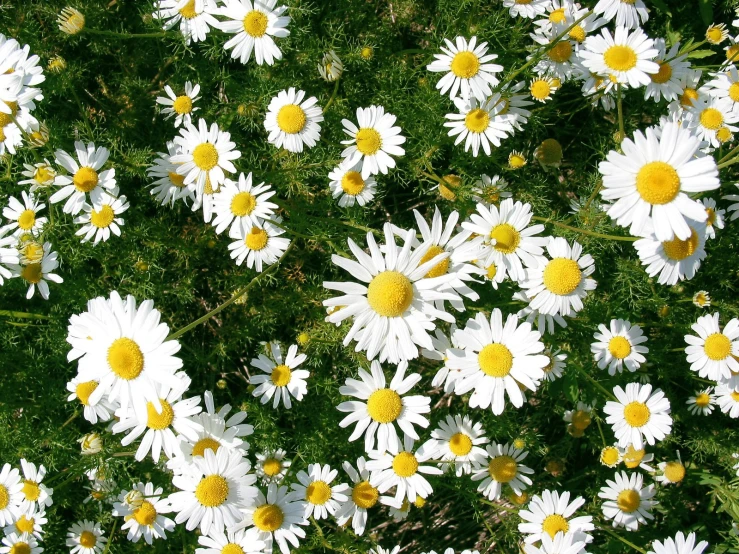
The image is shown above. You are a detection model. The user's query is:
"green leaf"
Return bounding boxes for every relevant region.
[688,49,716,59]
[699,0,713,26]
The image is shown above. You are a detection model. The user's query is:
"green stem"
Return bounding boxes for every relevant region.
[717,156,739,169]
[571,364,617,401]
[61,411,78,428]
[718,142,739,164]
[616,84,625,142]
[532,216,637,242]
[84,28,171,39]
[323,78,341,112]
[0,310,50,319]
[595,416,607,448]
[599,526,647,554]
[582,182,603,212]
[102,518,117,554]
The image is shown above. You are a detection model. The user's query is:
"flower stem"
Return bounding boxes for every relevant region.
[102,518,117,554]
[84,28,172,39]
[531,216,637,242]
[599,526,647,554]
[323,78,341,112]
[616,84,625,143]
[571,364,617,401]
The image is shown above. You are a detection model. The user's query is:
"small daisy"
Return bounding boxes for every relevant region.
[19,160,56,192]
[529,26,583,81]
[523,533,589,554]
[563,402,594,437]
[592,319,649,375]
[239,483,308,554]
[17,460,52,515]
[74,190,129,245]
[337,360,430,453]
[217,0,290,66]
[685,96,739,147]
[421,327,462,393]
[686,388,716,415]
[503,0,549,19]
[264,88,323,153]
[706,23,730,45]
[1,532,42,554]
[715,385,739,418]
[669,69,705,113]
[579,26,658,87]
[335,457,383,535]
[318,50,343,81]
[66,520,107,554]
[471,442,534,500]
[250,342,309,409]
[603,382,673,450]
[228,218,290,272]
[416,414,488,476]
[51,141,117,215]
[600,445,622,468]
[477,258,507,290]
[518,489,594,544]
[704,66,739,110]
[3,507,47,539]
[509,150,527,169]
[340,106,406,179]
[0,464,22,526]
[648,532,709,554]
[0,121,22,156]
[593,0,648,29]
[157,81,200,128]
[147,142,196,207]
[57,6,86,35]
[599,471,657,530]
[2,191,46,237]
[8,242,63,300]
[112,482,175,544]
[530,77,557,103]
[426,36,504,102]
[700,197,724,239]
[515,291,569,336]
[620,444,655,471]
[633,219,708,285]
[255,449,291,484]
[655,451,686,485]
[328,159,377,207]
[644,39,690,103]
[684,313,739,385]
[196,529,266,554]
[291,464,349,520]
[78,433,103,456]
[152,0,219,44]
[212,172,277,236]
[471,174,511,204]
[444,95,514,156]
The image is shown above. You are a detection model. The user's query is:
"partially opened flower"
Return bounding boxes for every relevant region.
[152,0,219,44]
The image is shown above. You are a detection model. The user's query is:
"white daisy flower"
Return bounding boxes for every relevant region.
[579,26,658,87]
[323,222,459,364]
[156,81,200,128]
[715,385,739,418]
[580,71,617,111]
[599,471,657,530]
[0,121,22,156]
[0,464,22,526]
[600,445,622,468]
[421,327,463,393]
[264,88,323,153]
[2,191,46,237]
[593,0,648,29]
[498,81,534,130]
[340,106,406,179]
[541,347,567,381]
[598,121,719,241]
[66,520,107,554]
[217,0,290,66]
[529,26,582,82]
[700,198,724,239]
[470,442,534,500]
[0,532,42,554]
[255,449,291,484]
[686,388,716,415]
[19,160,56,192]
[17,460,52,515]
[74,189,129,245]
[416,414,488,476]
[318,50,343,81]
[328,159,377,207]
[426,36,504,102]
[196,529,266,554]
[51,141,117,215]
[648,532,709,554]
[371,547,401,554]
[169,448,258,535]
[684,313,739,386]
[668,69,705,114]
[476,258,507,290]
[212,172,277,236]
[3,507,46,539]
[250,342,309,409]
[644,39,690,103]
[152,0,219,44]
[147,142,197,207]
[704,66,739,109]
[291,464,349,520]
[64,295,113,363]
[685,96,739,147]
[515,291,569,337]
[444,95,515,156]
[335,457,384,535]
[239,483,308,554]
[112,482,175,544]
[523,532,589,554]
[228,218,290,272]
[563,402,594,437]
[518,489,594,544]
[603,382,673,450]
[655,451,686,485]
[503,0,549,19]
[633,218,707,285]
[8,242,62,300]
[591,319,649,375]
[337,360,430,452]
[448,309,548,415]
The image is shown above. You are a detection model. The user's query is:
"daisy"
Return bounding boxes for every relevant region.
[78,433,103,456]
[620,444,655,471]
[217,0,290,66]
[633,219,707,285]
[239,483,308,554]
[169,448,258,535]
[541,347,567,381]
[603,382,673,450]
[518,490,594,544]
[335,457,383,535]
[477,258,507,290]
[57,7,85,35]
[591,319,649,375]
[600,445,622,468]
[686,388,716,415]
[2,191,46,237]
[426,36,504,102]
[228,218,290,272]
[529,77,558,103]
[340,106,406,179]
[322,223,459,364]
[503,0,549,19]
[421,327,462,392]
[3,507,46,539]
[593,0,648,29]
[318,50,343,81]
[509,150,527,169]
[0,533,42,554]
[715,385,739,418]
[51,141,118,215]
[655,451,686,485]
[471,174,511,204]
[366,435,442,505]
[152,0,219,44]
[529,28,582,82]
[328,159,377,207]
[211,172,277,236]
[704,66,739,110]
[708,23,731,45]
[444,95,515,156]
[579,27,658,87]
[523,533,589,554]
[416,414,488,476]
[470,442,534,500]
[648,532,709,554]
[598,121,719,241]
[264,88,323,153]
[8,242,62,300]
[337,360,430,452]
[700,198,724,239]
[74,190,129,245]
[563,402,594,437]
[669,69,705,113]
[19,160,56,192]
[515,291,569,336]
[0,464,22,526]
[156,81,200,128]
[17,460,52,515]
[291,464,349,520]
[599,471,657,530]
[66,520,107,554]
[196,529,266,554]
[147,142,196,207]
[684,313,739,385]
[249,342,309,409]
[0,120,22,156]
[644,39,690,103]
[112,482,175,544]
[498,81,534,130]
[685,96,739,147]
[255,449,291,484]
[520,237,596,317]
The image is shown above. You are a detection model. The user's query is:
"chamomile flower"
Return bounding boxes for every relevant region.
[17,460,52,515]
[579,27,658,87]
[593,0,648,29]
[604,382,673,450]
[318,50,343,81]
[620,444,655,471]
[564,402,594,437]
[518,489,595,544]
[8,242,62,300]
[1,533,42,554]
[633,219,707,285]
[19,160,56,192]
[471,442,534,500]
[421,327,463,393]
[700,197,724,239]
[725,183,739,220]
[707,23,730,45]
[509,150,528,169]
[78,433,103,455]
[2,191,46,237]
[147,142,196,207]
[515,291,569,336]
[196,529,266,554]
[686,388,716,415]
[112,482,175,544]
[472,174,511,204]
[152,0,219,44]
[169,448,258,535]
[715,385,739,418]
[156,81,200,128]
[0,464,22,526]
[669,69,705,113]
[228,218,290,272]
[444,95,515,156]
[684,313,739,385]
[648,532,709,554]
[3,507,46,539]
[66,520,107,554]
[337,360,430,453]
[599,471,657,530]
[655,452,686,485]
[51,141,117,215]
[600,445,622,468]
[328,159,378,207]
[57,7,86,35]
[598,121,719,241]
[541,347,567,381]
[264,88,323,153]
[0,121,21,156]
[503,0,549,19]
[218,0,290,66]
[644,39,690,103]
[340,106,406,179]
[426,36,504,102]
[255,449,291,484]
[477,258,507,290]
[74,190,129,245]
[239,483,308,554]
[704,66,739,110]
[291,464,349,520]
[416,414,488,476]
[592,319,649,375]
[249,342,309,409]
[685,96,739,147]
[335,457,383,535]
[530,77,558,102]
[212,172,277,236]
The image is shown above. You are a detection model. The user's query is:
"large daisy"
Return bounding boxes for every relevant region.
[684,313,739,386]
[218,0,290,66]
[1,532,42,554]
[579,26,658,87]
[444,95,515,156]
[290,464,349,520]
[264,88,323,153]
[599,471,657,530]
[239,483,308,554]
[340,106,406,179]
[603,382,672,450]
[518,489,594,544]
[685,96,739,148]
[633,218,707,285]
[591,319,649,375]
[416,414,488,476]
[470,442,534,500]
[249,342,309,409]
[51,141,118,215]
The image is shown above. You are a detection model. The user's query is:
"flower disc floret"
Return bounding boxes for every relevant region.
[451,51,480,78]
[192,143,219,171]
[488,455,517,482]
[73,167,99,193]
[355,128,382,155]
[543,258,582,295]
[107,338,144,380]
[243,10,268,37]
[392,452,419,477]
[146,400,174,430]
[623,401,650,427]
[277,104,307,134]
[253,504,284,531]
[367,389,403,423]
[195,475,229,507]
[352,481,379,509]
[367,271,413,317]
[478,343,514,377]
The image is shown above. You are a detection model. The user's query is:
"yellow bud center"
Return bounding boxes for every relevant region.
[355,128,382,155]
[488,455,517,483]
[449,433,473,456]
[146,400,174,430]
[341,171,365,196]
[636,161,680,205]
[608,336,632,359]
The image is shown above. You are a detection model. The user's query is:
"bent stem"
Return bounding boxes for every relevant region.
[531,216,637,242]
[599,526,647,554]
[167,242,295,341]
[323,78,341,112]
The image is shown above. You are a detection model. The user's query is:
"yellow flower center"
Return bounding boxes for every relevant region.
[361,46,373,59]
[700,107,724,130]
[22,480,40,502]
[548,41,572,63]
[478,343,514,377]
[695,392,711,407]
[192,143,219,171]
[107,337,145,380]
[727,44,739,62]
[34,165,54,183]
[623,445,645,468]
[662,229,699,261]
[464,108,490,133]
[73,167,99,193]
[270,364,292,387]
[79,531,97,548]
[21,263,43,284]
[549,8,566,23]
[253,504,284,532]
[146,400,174,430]
[352,481,379,509]
[509,153,526,168]
[230,191,256,217]
[569,25,586,43]
[570,410,592,431]
[704,332,732,360]
[341,171,365,196]
[490,223,521,254]
[486,263,497,280]
[15,516,34,534]
[616,489,641,513]
[173,95,193,115]
[680,88,699,107]
[449,432,473,456]
[728,82,739,103]
[192,437,221,457]
[635,161,680,205]
[169,171,186,187]
[543,258,582,295]
[515,0,532,4]
[245,226,269,250]
[419,245,449,278]
[179,0,197,18]
[717,127,733,143]
[663,461,686,483]
[195,475,229,507]
[0,485,7,509]
[17,210,36,231]
[305,480,332,505]
[706,207,716,226]
[601,446,620,466]
[608,336,632,359]
[10,543,31,554]
[222,544,246,554]
[243,10,268,37]
[91,205,115,229]
[262,458,282,476]
[488,455,517,483]
[392,452,419,477]
[603,45,637,72]
[450,51,480,79]
[367,270,413,317]
[276,104,307,134]
[355,128,382,155]
[541,514,569,539]
[650,62,673,84]
[733,391,739,401]
[133,501,157,526]
[706,26,725,44]
[623,401,650,427]
[531,80,553,100]
[366,388,403,423]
